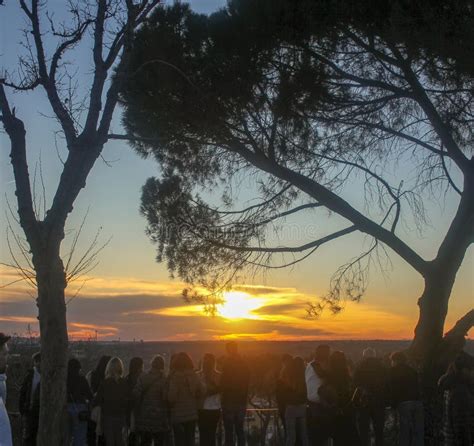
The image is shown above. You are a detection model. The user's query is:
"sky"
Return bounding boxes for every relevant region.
[0,0,472,342]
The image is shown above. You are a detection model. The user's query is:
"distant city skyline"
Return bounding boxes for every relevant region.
[0,0,472,342]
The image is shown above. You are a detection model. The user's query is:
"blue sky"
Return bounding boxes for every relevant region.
[0,0,472,341]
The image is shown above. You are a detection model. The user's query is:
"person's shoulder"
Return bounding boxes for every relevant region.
[79,374,89,385]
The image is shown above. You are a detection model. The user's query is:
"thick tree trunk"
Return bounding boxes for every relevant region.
[34,250,69,446]
[411,265,473,446]
[411,271,454,362]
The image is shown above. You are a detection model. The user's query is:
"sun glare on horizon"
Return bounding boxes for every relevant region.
[218,291,265,320]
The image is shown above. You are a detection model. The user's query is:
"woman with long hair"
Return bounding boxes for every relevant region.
[90,355,112,394]
[95,357,129,446]
[88,355,112,446]
[327,351,360,446]
[283,356,309,446]
[125,357,144,446]
[198,353,221,446]
[168,352,203,445]
[67,358,93,446]
[133,355,169,446]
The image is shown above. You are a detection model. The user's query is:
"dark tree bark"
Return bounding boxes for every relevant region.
[413,175,474,361]
[0,1,161,444]
[118,0,474,374]
[35,250,69,444]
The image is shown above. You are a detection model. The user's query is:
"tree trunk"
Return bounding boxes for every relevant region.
[411,266,472,446]
[411,271,454,362]
[35,249,69,446]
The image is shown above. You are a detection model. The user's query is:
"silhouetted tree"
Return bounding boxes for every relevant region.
[0,1,160,443]
[121,0,473,379]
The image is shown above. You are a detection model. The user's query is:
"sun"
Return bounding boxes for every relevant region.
[218,291,264,320]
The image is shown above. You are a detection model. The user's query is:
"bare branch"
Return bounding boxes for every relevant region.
[389,44,470,172]
[444,309,474,344]
[50,19,93,83]
[0,83,39,245]
[190,224,357,253]
[230,140,429,275]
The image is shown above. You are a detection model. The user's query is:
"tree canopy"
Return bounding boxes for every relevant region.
[120,0,474,355]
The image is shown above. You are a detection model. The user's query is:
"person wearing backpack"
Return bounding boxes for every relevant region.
[388,352,423,446]
[326,351,360,446]
[353,348,387,446]
[282,356,309,446]
[133,355,170,446]
[168,352,203,446]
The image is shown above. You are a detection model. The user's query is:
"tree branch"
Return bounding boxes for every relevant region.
[0,83,39,246]
[189,224,357,253]
[230,141,429,275]
[444,309,474,342]
[1,78,41,92]
[50,19,93,83]
[389,45,470,172]
[23,0,77,144]
[82,0,107,135]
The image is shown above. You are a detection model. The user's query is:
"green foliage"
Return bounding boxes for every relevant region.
[120,0,474,310]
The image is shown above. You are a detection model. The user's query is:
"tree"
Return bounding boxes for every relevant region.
[0,1,160,443]
[122,0,473,368]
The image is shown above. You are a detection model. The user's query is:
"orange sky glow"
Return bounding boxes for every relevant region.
[0,265,453,342]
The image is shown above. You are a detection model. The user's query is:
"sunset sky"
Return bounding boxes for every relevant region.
[0,0,472,342]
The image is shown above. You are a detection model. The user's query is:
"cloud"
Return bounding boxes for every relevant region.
[0,271,415,340]
[0,315,37,323]
[69,322,118,332]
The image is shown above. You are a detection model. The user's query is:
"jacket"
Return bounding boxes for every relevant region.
[133,370,169,432]
[67,373,93,404]
[95,377,129,419]
[388,363,420,407]
[440,374,474,446]
[221,355,249,408]
[354,358,387,407]
[167,370,202,424]
[19,369,40,416]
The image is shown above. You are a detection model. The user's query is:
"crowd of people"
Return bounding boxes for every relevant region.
[1,332,474,446]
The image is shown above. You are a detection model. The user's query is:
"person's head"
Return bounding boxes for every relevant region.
[32,351,41,372]
[173,352,194,372]
[329,351,349,374]
[226,341,239,357]
[95,355,112,377]
[314,344,331,367]
[0,334,9,353]
[291,356,306,377]
[202,353,216,375]
[68,358,82,377]
[105,357,124,380]
[128,357,144,378]
[151,355,165,372]
[390,351,408,367]
[452,352,474,380]
[0,333,10,351]
[0,333,10,372]
[362,347,376,359]
[281,353,293,368]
